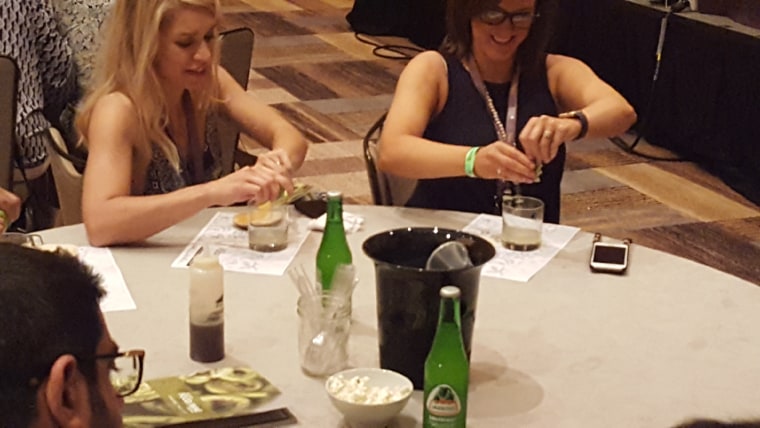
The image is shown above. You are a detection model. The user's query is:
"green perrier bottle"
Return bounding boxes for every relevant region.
[423,286,469,428]
[316,191,352,290]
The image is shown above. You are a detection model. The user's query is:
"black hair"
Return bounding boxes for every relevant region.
[0,243,105,426]
[441,0,560,75]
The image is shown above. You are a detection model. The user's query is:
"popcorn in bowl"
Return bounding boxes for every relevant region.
[326,373,411,405]
[325,368,413,427]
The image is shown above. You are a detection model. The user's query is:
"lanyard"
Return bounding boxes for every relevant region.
[464,57,521,209]
[465,58,519,147]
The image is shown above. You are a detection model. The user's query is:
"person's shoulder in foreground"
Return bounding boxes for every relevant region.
[0,244,124,427]
[75,0,308,247]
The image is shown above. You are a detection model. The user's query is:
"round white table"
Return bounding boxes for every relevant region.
[39,205,760,427]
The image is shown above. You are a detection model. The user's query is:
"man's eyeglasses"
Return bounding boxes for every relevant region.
[478,8,538,28]
[81,349,145,397]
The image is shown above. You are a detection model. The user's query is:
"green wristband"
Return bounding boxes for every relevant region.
[464,147,480,178]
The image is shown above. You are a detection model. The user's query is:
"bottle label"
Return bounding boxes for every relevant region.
[426,384,462,418]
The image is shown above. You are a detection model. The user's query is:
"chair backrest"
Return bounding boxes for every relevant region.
[216,27,255,176]
[47,127,83,225]
[363,113,417,206]
[0,56,18,191]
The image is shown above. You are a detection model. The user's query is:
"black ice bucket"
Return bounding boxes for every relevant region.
[362,227,495,389]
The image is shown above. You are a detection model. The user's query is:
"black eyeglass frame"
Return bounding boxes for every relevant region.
[79,349,146,397]
[478,7,540,28]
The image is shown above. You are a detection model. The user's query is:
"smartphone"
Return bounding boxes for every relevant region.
[589,240,629,274]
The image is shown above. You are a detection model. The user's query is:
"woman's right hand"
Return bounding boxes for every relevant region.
[206,163,294,207]
[473,141,537,183]
[0,188,22,232]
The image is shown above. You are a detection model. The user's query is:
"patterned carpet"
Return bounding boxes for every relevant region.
[221,0,760,284]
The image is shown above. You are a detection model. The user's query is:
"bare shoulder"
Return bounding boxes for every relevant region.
[403,50,448,78]
[90,92,138,124]
[545,53,601,90]
[545,53,591,73]
[395,50,449,108]
[87,92,140,146]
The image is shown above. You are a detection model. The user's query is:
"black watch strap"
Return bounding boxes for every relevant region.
[559,110,588,140]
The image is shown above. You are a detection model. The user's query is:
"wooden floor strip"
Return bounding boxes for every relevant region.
[595,164,760,222]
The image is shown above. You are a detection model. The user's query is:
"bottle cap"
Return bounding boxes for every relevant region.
[440,285,461,299]
[326,190,343,200]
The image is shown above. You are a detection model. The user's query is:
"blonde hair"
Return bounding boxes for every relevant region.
[76,0,221,171]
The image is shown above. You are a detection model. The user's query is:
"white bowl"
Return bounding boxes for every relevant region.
[325,367,413,428]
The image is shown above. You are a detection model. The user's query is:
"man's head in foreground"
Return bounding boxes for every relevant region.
[0,243,131,427]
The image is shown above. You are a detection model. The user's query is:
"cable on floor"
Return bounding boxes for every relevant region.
[353,32,423,61]
[609,9,684,162]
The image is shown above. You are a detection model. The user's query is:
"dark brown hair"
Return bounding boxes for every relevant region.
[441,0,559,74]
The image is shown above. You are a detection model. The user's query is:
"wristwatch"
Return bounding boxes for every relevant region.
[559,110,588,141]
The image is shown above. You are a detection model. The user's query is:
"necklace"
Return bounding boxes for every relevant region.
[464,57,522,210]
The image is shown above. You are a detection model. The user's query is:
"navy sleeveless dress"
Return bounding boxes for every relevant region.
[406,54,565,224]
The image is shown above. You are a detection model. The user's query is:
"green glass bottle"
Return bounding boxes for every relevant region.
[423,286,469,428]
[316,191,352,291]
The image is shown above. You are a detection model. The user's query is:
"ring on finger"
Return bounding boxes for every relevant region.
[542,130,554,140]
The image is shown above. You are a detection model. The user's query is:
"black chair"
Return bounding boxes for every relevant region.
[362,112,417,206]
[47,127,83,225]
[0,56,18,191]
[216,27,257,175]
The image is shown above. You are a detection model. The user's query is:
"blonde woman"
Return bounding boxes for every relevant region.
[77,0,307,246]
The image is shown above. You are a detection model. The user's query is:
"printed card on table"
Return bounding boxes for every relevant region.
[77,246,136,312]
[171,212,310,276]
[463,214,579,282]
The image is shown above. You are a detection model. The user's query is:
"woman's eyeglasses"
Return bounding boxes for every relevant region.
[478,8,538,28]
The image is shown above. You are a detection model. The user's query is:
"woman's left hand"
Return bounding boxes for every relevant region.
[519,114,581,165]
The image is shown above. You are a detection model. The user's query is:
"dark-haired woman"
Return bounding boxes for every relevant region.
[377,0,636,223]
